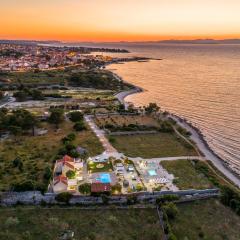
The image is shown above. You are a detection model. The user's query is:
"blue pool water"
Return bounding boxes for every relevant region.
[148,170,157,176]
[96,173,111,183]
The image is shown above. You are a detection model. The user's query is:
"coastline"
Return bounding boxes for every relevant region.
[112,71,240,188]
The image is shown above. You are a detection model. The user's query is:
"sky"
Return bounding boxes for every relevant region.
[1,0,240,42]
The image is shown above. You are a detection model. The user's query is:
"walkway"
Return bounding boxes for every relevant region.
[84,115,117,154]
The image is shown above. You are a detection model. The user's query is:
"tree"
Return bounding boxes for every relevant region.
[5,109,38,136]
[69,111,83,122]
[12,157,23,171]
[9,126,22,137]
[144,103,160,115]
[13,91,28,102]
[48,108,64,128]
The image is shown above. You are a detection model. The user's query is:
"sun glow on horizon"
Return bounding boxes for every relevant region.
[1,0,240,42]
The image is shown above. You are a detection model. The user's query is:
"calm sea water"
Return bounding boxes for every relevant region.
[78,42,240,174]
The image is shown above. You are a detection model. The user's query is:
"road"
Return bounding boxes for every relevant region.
[0,97,15,108]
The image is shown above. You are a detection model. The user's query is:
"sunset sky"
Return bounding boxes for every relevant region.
[1,0,240,42]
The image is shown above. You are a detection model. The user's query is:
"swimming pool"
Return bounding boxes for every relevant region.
[96,173,111,183]
[148,169,157,176]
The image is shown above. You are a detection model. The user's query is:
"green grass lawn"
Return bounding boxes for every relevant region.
[170,199,240,240]
[110,133,197,158]
[0,207,163,240]
[0,122,103,191]
[88,161,113,173]
[161,160,214,189]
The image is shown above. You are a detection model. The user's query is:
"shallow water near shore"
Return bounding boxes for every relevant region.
[74,42,240,175]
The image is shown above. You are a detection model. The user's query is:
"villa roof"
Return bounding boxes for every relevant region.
[64,161,75,170]
[63,155,74,162]
[54,175,68,185]
[56,155,75,166]
[91,183,111,193]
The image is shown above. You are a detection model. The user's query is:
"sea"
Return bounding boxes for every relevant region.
[68,42,240,175]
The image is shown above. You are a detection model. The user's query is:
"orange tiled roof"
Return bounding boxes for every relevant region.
[54,175,68,185]
[64,161,75,170]
[63,155,74,162]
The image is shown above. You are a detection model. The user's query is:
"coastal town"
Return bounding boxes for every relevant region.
[0,42,240,240]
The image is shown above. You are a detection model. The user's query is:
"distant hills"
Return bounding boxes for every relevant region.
[0,40,61,45]
[1,39,240,45]
[157,39,240,44]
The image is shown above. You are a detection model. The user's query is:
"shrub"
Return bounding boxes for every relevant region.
[74,121,86,131]
[162,202,179,219]
[5,217,19,227]
[156,194,180,205]
[12,157,23,171]
[159,120,173,133]
[111,184,122,194]
[78,183,91,195]
[101,194,109,205]
[136,184,143,192]
[11,180,34,191]
[55,192,73,204]
[66,170,76,179]
[43,166,52,181]
[108,136,116,143]
[168,233,178,240]
[126,195,138,205]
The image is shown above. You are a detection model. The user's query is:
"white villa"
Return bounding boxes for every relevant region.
[53,155,84,193]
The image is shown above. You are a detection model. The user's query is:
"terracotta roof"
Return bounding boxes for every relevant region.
[64,161,75,170]
[91,183,111,193]
[63,155,74,162]
[57,155,74,167]
[54,175,68,185]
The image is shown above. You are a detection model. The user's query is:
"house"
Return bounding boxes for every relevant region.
[53,175,68,193]
[53,155,84,193]
[91,183,111,195]
[56,155,84,176]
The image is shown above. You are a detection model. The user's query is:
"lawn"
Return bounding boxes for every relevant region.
[0,121,103,191]
[88,161,113,173]
[161,160,214,189]
[0,207,163,240]
[110,133,197,158]
[170,199,240,240]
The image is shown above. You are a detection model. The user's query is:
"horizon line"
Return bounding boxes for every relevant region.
[1,38,240,44]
